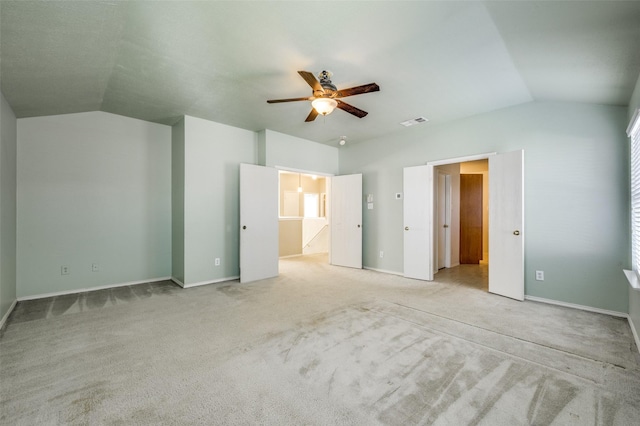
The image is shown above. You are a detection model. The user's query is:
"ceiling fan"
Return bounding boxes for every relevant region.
[267,70,380,122]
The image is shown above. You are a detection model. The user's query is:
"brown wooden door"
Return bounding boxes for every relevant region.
[460,174,483,264]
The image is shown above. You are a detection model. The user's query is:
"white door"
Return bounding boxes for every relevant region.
[240,163,279,283]
[403,165,434,280]
[437,173,447,270]
[489,150,524,300]
[330,174,362,268]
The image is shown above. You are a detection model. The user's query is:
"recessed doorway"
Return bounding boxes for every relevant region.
[278,171,330,260]
[240,165,362,284]
[403,151,524,300]
[436,159,489,270]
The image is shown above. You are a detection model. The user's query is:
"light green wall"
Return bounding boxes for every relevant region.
[628,73,640,336]
[13,111,324,295]
[0,92,17,322]
[182,115,257,285]
[17,112,172,298]
[629,73,640,122]
[259,129,339,175]
[340,101,630,313]
[171,118,185,284]
[9,101,633,315]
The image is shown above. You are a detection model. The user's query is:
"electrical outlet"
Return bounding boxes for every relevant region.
[92,263,100,272]
[215,258,221,266]
[61,266,70,275]
[379,251,384,258]
[535,270,544,281]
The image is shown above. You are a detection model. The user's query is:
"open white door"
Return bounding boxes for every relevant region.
[330,174,362,268]
[489,150,524,300]
[437,172,449,270]
[240,163,278,283]
[403,165,434,280]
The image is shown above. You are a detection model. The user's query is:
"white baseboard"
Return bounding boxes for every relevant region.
[17,277,172,301]
[171,277,185,288]
[524,295,627,318]
[0,299,18,330]
[279,254,303,259]
[363,266,404,277]
[629,315,640,354]
[180,276,240,288]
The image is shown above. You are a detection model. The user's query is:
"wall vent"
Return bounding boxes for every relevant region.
[400,116,429,127]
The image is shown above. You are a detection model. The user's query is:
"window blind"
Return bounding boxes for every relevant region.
[628,109,640,276]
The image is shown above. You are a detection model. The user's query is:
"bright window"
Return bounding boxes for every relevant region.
[304,193,319,218]
[629,109,640,277]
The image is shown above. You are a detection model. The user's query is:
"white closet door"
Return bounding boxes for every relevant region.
[330,174,362,268]
[489,150,524,300]
[403,165,434,280]
[240,163,278,283]
[437,172,447,270]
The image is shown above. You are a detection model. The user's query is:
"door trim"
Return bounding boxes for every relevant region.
[274,165,334,177]
[427,152,497,167]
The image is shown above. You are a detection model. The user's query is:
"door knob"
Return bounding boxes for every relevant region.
[405,226,409,231]
[357,224,361,228]
[242,225,247,230]
[443,224,449,228]
[513,230,520,235]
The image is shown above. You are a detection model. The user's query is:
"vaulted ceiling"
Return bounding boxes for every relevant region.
[2,1,640,146]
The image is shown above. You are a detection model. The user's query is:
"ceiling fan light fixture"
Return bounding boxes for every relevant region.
[312,98,338,116]
[267,70,379,122]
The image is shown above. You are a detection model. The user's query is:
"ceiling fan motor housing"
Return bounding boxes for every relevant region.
[318,70,337,95]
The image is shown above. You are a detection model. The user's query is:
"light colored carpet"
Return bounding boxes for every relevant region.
[1,254,639,425]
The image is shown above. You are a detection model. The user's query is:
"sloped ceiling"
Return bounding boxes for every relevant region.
[2,1,639,146]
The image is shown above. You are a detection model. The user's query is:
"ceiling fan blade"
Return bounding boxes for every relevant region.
[305,108,319,122]
[298,71,322,92]
[335,83,380,98]
[267,96,313,103]
[336,100,368,118]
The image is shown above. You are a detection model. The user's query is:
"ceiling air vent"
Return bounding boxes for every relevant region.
[400,116,429,127]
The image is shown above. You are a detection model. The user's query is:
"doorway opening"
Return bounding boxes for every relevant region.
[422,150,524,301]
[240,164,362,284]
[435,160,488,291]
[435,160,489,273]
[277,170,330,263]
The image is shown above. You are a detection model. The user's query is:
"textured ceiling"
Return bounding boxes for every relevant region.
[2,1,640,146]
